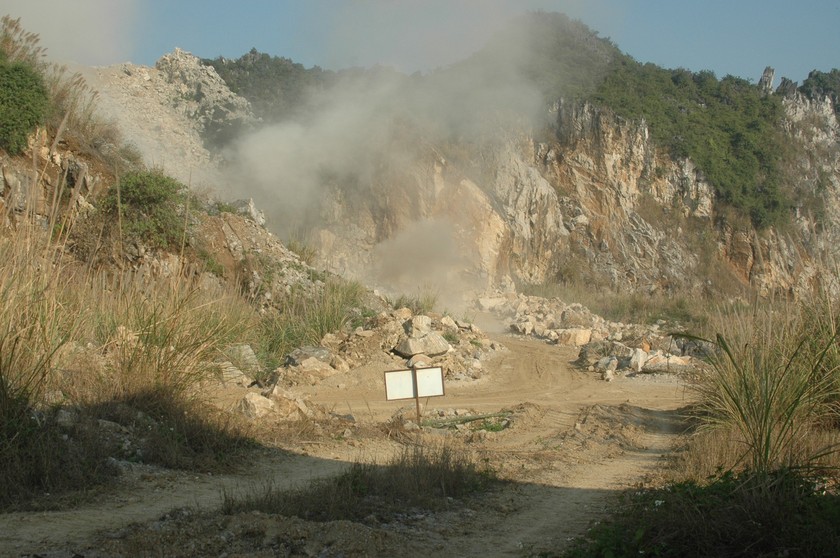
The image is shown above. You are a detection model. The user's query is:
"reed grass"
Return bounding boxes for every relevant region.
[255,278,365,376]
[684,300,840,479]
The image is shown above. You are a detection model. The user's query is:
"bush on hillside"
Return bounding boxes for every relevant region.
[0,53,48,154]
[205,47,334,124]
[800,68,840,116]
[101,169,188,250]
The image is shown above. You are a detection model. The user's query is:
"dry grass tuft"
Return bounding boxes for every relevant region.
[222,443,494,522]
[0,226,257,508]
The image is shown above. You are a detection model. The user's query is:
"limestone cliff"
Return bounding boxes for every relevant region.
[310,94,839,300]
[30,51,838,302]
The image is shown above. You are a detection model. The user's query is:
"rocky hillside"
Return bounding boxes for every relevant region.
[61,42,840,304]
[303,90,839,300]
[69,48,253,192]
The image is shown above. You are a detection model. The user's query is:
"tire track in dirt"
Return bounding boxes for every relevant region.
[0,453,347,554]
[307,334,691,556]
[0,335,692,556]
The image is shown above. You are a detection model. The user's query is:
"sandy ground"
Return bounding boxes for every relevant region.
[0,333,694,557]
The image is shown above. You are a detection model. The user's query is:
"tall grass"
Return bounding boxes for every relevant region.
[0,228,105,507]
[564,295,840,557]
[686,300,840,479]
[0,226,257,507]
[255,278,365,374]
[85,275,247,397]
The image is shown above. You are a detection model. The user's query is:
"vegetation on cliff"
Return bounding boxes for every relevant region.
[204,47,335,123]
[592,56,788,227]
[100,169,188,251]
[204,13,816,230]
[0,17,48,154]
[801,68,840,116]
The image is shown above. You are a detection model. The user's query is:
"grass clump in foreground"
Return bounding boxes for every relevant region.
[0,226,258,509]
[254,278,366,377]
[563,472,840,557]
[563,296,840,557]
[223,444,494,522]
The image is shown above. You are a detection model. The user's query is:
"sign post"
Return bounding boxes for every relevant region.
[384,366,445,426]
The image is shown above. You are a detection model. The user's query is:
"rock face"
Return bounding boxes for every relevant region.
[54,53,840,301]
[155,48,255,149]
[67,48,253,191]
[310,93,839,299]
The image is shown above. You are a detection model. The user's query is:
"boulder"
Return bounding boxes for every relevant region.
[286,346,331,365]
[561,307,592,327]
[225,344,261,376]
[407,353,432,368]
[219,362,254,387]
[556,328,592,347]
[293,356,336,378]
[629,348,648,372]
[596,356,618,372]
[394,332,451,357]
[238,393,275,419]
[642,353,694,373]
[511,320,534,335]
[392,307,413,321]
[576,339,634,366]
[405,315,433,338]
[440,315,458,331]
[330,355,350,372]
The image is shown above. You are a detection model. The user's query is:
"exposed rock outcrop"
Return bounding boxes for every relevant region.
[46,53,840,302]
[311,93,838,300]
[155,48,255,149]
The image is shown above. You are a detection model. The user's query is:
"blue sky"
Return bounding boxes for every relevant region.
[4,0,839,85]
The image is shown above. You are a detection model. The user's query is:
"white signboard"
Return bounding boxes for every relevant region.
[384,366,445,401]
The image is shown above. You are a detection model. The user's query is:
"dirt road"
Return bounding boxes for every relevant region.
[304,334,692,555]
[0,334,692,556]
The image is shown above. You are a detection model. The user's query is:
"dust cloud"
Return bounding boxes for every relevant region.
[221,10,555,302]
[2,0,139,65]
[369,219,482,314]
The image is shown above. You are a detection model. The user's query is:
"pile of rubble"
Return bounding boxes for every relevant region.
[477,292,711,381]
[220,308,505,421]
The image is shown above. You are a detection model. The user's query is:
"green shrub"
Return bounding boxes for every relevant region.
[101,169,188,250]
[564,471,840,557]
[205,47,335,126]
[800,68,840,117]
[0,56,48,154]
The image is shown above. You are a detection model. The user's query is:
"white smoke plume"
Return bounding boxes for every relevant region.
[2,0,139,65]
[222,12,554,300]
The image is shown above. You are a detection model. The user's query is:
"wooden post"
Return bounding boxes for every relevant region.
[411,366,421,426]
